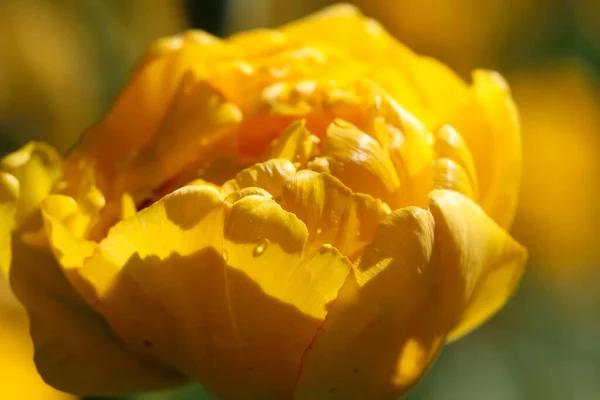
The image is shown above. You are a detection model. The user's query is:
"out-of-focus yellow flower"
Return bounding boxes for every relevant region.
[511,62,600,283]
[0,0,185,152]
[0,5,527,399]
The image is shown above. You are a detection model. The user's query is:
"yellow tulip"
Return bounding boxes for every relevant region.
[0,5,527,399]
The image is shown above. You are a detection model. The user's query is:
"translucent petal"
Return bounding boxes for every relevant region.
[296,207,444,399]
[281,170,390,259]
[264,119,318,166]
[1,142,62,225]
[64,31,236,194]
[444,70,521,228]
[429,190,527,341]
[117,71,242,197]
[432,159,475,200]
[318,119,401,207]
[434,125,478,197]
[71,187,350,399]
[221,159,297,198]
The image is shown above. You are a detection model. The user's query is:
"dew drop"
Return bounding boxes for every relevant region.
[319,244,334,254]
[253,238,269,257]
[222,250,229,263]
[316,228,322,235]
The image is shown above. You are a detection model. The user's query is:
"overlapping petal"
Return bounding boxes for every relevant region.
[0,4,526,399]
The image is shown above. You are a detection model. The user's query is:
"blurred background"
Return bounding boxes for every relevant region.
[1,0,599,399]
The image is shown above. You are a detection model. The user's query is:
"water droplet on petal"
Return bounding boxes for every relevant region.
[316,228,322,235]
[319,244,334,254]
[222,250,229,263]
[253,238,269,257]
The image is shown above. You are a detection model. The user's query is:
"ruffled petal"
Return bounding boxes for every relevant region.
[64,31,237,194]
[281,4,468,126]
[444,70,521,228]
[117,71,242,197]
[317,119,401,207]
[1,142,62,225]
[281,170,390,259]
[295,207,444,399]
[429,190,527,341]
[70,187,349,399]
[432,159,476,200]
[221,159,297,198]
[264,119,318,166]
[434,125,478,197]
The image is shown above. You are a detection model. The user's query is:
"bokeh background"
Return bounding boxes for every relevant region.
[1,0,599,399]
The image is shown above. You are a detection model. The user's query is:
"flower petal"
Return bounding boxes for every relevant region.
[221,159,297,198]
[434,125,478,197]
[1,142,62,225]
[0,172,19,277]
[281,170,390,259]
[264,119,318,166]
[295,207,445,399]
[317,119,401,207]
[432,159,475,200]
[444,70,521,228]
[117,71,242,197]
[221,195,350,398]
[64,31,236,194]
[281,4,468,126]
[72,187,349,399]
[9,233,185,396]
[429,190,527,341]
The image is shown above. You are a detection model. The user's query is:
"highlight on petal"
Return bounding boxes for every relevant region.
[264,119,318,166]
[445,70,522,228]
[432,158,475,200]
[318,119,401,208]
[281,3,468,126]
[221,159,297,198]
[373,96,434,207]
[1,142,62,225]
[70,187,350,399]
[296,207,445,399]
[429,190,527,341]
[281,170,390,259]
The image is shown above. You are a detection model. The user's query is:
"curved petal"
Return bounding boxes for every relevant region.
[1,142,62,278]
[221,159,297,198]
[116,71,242,198]
[264,119,318,166]
[296,207,445,399]
[429,190,527,341]
[434,125,478,196]
[444,70,522,229]
[64,31,237,194]
[0,172,19,277]
[432,159,476,200]
[1,142,62,225]
[72,187,350,399]
[9,233,185,396]
[318,119,401,208]
[281,170,390,259]
[281,4,468,126]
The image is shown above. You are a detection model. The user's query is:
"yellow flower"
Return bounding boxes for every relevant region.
[0,5,527,399]
[511,62,600,284]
